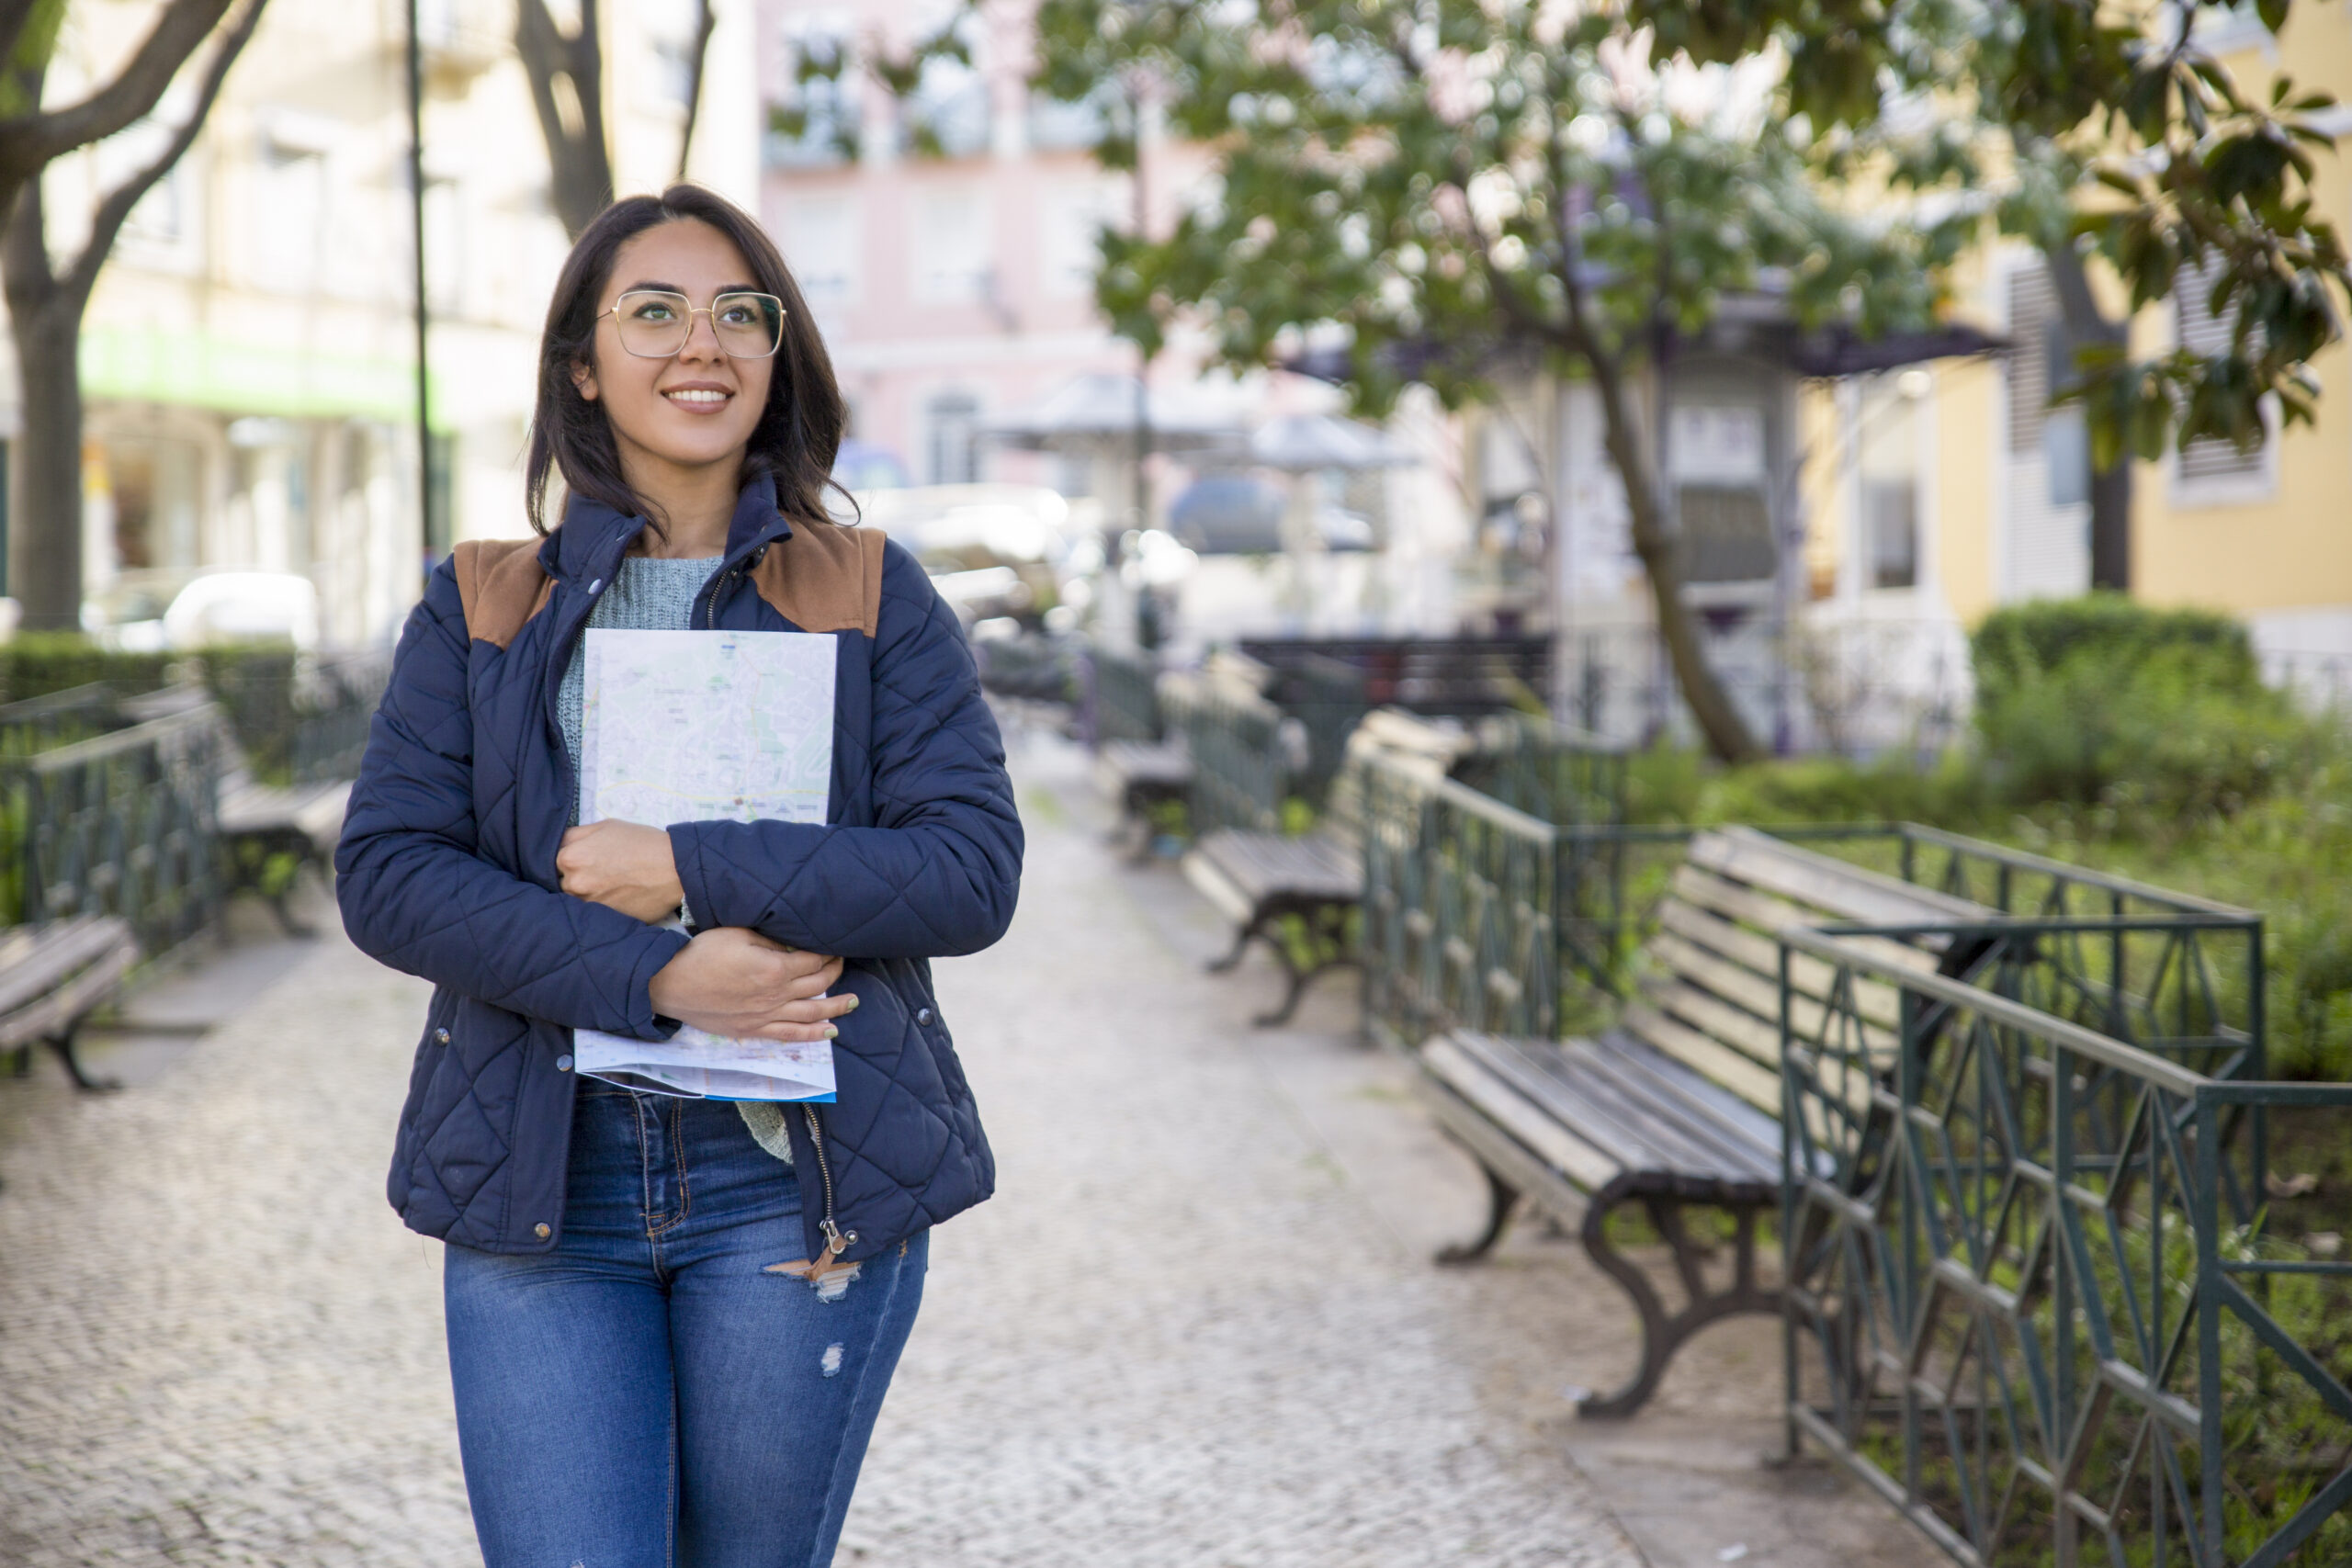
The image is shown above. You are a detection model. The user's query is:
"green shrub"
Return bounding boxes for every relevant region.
[1971,594,2257,710]
[1971,596,2324,827]
[0,633,176,705]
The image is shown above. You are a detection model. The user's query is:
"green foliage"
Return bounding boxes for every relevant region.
[1031,0,1964,412]
[1971,597,2315,824]
[1972,595,2256,708]
[1627,0,2352,468]
[0,635,175,705]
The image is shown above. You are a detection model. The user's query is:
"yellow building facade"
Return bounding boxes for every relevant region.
[1804,6,2352,697]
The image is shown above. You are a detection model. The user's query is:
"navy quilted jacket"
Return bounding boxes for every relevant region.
[335,477,1020,1263]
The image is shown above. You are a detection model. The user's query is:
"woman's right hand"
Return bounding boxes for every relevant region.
[647,928,854,1043]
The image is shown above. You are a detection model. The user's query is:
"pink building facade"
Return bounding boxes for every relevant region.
[756,0,1184,499]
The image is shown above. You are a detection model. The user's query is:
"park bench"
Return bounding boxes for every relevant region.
[123,686,350,935]
[1085,644,1193,855]
[0,915,140,1090]
[1404,824,1997,1416]
[1180,704,1479,1026]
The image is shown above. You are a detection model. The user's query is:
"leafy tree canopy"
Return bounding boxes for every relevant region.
[1627,0,2352,467]
[1037,0,1969,415]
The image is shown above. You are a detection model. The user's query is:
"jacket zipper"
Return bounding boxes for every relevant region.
[802,1102,855,1259]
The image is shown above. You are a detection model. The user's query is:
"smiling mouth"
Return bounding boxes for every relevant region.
[664,388,731,407]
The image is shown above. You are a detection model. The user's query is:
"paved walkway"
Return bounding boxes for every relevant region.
[0,728,1916,1567]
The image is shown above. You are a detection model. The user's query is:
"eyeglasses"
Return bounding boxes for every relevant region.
[603,289,786,359]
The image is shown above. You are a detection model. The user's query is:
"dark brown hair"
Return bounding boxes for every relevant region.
[524,184,847,535]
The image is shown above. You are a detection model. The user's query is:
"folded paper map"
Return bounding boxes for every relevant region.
[571,627,839,1102]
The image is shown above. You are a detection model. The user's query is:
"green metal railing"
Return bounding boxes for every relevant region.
[1159,671,1286,838]
[2,705,225,958]
[1258,650,1369,808]
[1781,920,2352,1566]
[1083,644,1162,747]
[1361,751,1562,1047]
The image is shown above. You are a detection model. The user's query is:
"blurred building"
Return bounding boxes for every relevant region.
[1798,7,2352,723]
[757,0,1172,504]
[17,0,760,647]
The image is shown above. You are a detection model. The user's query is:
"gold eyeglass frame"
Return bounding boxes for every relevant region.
[602,289,787,359]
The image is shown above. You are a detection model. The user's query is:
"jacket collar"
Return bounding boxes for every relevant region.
[540,472,797,585]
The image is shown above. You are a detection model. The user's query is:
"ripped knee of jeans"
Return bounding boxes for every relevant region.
[763,1256,863,1303]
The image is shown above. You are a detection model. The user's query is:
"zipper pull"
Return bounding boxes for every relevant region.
[820,1218,857,1258]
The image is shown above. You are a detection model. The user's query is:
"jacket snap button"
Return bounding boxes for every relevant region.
[534,1223,551,1239]
[915,1007,934,1027]
[557,1055,573,1071]
[587,578,603,594]
[433,1027,450,1045]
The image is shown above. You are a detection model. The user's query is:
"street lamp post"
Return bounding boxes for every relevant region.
[405,0,435,572]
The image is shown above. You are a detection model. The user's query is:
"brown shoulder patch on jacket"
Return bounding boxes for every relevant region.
[749,521,885,637]
[452,539,555,649]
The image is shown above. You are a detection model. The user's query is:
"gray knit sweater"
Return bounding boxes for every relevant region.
[558,552,795,1164]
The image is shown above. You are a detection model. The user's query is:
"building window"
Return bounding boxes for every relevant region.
[766,28,858,168]
[1856,376,1920,591]
[926,392,980,485]
[2175,257,2269,489]
[779,195,858,311]
[1668,402,1775,584]
[900,39,989,159]
[912,188,989,304]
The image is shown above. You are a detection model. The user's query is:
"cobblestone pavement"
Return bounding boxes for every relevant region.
[0,725,1908,1567]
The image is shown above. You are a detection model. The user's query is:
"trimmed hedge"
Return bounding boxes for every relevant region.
[0,633,177,705]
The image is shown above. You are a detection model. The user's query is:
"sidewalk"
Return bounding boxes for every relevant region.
[0,727,1916,1566]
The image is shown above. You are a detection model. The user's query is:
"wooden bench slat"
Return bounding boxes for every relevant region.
[1181,847,1260,926]
[1647,929,1899,1061]
[1620,998,1784,1112]
[1690,827,1992,930]
[1585,1033,1785,1175]
[1657,897,1905,1029]
[0,919,130,1017]
[0,933,136,1051]
[1421,1034,1628,1192]
[1456,1031,1774,1185]
[1670,863,1939,976]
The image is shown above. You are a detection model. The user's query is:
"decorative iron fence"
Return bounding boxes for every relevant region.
[1081,643,1162,747]
[1361,754,1561,1047]
[1555,824,2265,1066]
[1159,669,1287,838]
[1240,634,1550,718]
[1254,649,1368,808]
[204,648,393,786]
[1781,920,2352,1566]
[1,705,225,958]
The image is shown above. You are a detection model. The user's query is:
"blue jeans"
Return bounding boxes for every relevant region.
[443,1086,927,1568]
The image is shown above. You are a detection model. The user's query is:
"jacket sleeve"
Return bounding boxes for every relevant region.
[335,558,690,1037]
[666,544,1023,959]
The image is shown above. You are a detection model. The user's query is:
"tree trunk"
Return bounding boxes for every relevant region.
[2044,243,2132,591]
[7,298,84,630]
[1585,350,1763,762]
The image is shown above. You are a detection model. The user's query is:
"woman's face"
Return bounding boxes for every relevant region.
[572,218,776,483]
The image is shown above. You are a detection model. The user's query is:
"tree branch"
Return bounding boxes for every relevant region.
[63,0,263,306]
[0,0,233,181]
[673,0,716,185]
[515,0,612,238]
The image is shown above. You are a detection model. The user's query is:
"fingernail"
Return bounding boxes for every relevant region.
[844,995,860,1010]
[825,1025,839,1038]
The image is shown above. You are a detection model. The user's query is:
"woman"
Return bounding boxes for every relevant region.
[335,185,1021,1567]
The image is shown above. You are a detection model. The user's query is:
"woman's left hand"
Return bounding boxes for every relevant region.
[559,820,686,923]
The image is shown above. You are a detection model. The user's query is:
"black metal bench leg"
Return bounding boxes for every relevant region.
[1436,1165,1520,1264]
[1250,906,1358,1028]
[1576,1193,1780,1419]
[1206,917,1262,975]
[48,1021,119,1093]
[268,871,320,940]
[1577,1193,1677,1417]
